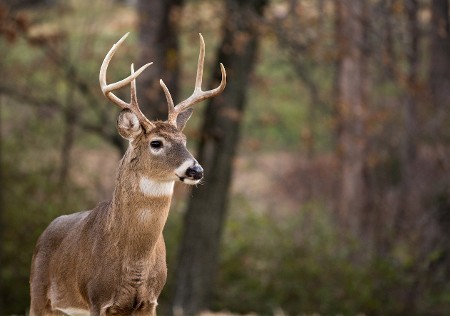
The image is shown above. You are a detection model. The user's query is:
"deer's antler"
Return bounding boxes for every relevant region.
[161,33,227,126]
[99,33,155,131]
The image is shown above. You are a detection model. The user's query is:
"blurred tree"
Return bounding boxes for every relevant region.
[429,0,450,127]
[268,0,328,158]
[429,0,450,282]
[396,0,420,239]
[403,0,419,162]
[58,82,77,188]
[334,0,369,234]
[136,0,184,121]
[0,95,4,315]
[1,0,47,10]
[430,0,450,107]
[171,0,268,314]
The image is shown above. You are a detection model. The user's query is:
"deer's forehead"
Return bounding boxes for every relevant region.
[146,124,186,142]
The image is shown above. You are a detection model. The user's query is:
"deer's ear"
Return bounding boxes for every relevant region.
[176,108,194,131]
[117,109,143,140]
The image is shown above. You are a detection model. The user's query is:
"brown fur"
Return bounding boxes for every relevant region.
[30,119,197,316]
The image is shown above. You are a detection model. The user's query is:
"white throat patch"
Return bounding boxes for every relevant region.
[139,177,174,197]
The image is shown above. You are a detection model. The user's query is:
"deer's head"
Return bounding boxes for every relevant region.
[99,33,226,185]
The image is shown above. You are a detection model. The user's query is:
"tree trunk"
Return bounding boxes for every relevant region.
[335,0,368,235]
[136,0,183,121]
[395,0,420,236]
[429,0,450,113]
[428,0,450,171]
[428,0,450,294]
[0,95,4,313]
[3,0,48,10]
[59,81,77,188]
[170,0,267,314]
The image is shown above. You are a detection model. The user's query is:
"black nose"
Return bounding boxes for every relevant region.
[185,165,204,180]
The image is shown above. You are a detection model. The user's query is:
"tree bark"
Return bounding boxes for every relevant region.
[335,0,368,235]
[170,0,267,314]
[395,0,420,236]
[429,0,450,112]
[0,95,4,313]
[2,0,48,10]
[428,0,450,172]
[428,0,450,294]
[136,0,183,121]
[59,80,77,188]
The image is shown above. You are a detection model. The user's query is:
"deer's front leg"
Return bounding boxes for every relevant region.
[99,303,156,316]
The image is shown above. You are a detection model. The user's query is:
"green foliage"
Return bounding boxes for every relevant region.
[210,198,450,315]
[0,98,95,314]
[241,36,334,154]
[1,164,89,313]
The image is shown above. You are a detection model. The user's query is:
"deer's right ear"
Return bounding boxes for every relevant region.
[117,109,143,140]
[176,108,194,131]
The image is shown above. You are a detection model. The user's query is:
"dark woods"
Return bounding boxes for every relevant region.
[1,0,450,315]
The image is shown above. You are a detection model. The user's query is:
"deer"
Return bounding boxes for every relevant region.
[29,33,226,316]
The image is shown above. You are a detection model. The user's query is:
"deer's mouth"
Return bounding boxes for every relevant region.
[177,176,202,185]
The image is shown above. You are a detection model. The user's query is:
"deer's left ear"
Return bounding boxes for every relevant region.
[176,108,194,131]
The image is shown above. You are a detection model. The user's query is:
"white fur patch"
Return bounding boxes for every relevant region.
[57,307,90,316]
[139,177,174,197]
[175,159,195,178]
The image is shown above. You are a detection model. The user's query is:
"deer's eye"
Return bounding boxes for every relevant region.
[150,140,163,149]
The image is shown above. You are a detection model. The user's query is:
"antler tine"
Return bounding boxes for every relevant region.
[128,63,155,130]
[169,33,227,120]
[160,79,177,124]
[130,63,138,105]
[194,33,206,92]
[99,33,154,130]
[99,33,152,106]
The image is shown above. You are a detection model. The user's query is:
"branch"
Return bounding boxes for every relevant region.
[0,84,122,150]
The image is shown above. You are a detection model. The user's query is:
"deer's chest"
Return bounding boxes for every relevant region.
[106,257,167,313]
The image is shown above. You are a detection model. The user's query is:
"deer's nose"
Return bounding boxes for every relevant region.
[185,165,203,180]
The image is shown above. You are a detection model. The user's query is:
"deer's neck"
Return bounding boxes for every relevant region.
[106,149,174,259]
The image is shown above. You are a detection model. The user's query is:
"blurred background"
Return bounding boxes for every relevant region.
[1,0,450,314]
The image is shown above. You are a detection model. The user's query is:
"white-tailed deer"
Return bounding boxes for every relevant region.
[29,33,226,316]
